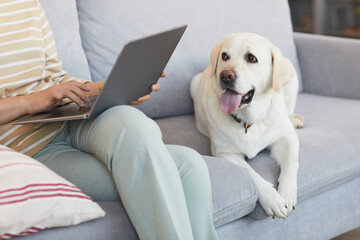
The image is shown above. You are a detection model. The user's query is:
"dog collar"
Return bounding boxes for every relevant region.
[231,114,252,134]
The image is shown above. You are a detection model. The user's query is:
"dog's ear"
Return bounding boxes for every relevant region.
[271,46,294,93]
[210,41,222,77]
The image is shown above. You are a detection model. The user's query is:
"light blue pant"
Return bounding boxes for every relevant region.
[34,106,218,240]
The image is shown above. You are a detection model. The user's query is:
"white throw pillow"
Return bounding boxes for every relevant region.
[0,146,105,239]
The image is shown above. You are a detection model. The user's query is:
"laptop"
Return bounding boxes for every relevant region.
[13,25,187,125]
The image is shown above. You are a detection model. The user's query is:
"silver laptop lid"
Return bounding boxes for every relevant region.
[88,24,187,118]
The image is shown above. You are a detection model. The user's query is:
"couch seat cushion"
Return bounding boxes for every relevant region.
[156,93,360,220]
[156,115,211,156]
[203,156,257,227]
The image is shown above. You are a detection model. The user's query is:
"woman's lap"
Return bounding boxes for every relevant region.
[33,132,206,202]
[33,127,120,201]
[33,106,208,202]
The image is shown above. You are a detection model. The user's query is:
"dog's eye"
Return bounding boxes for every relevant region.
[246,53,258,63]
[222,52,230,61]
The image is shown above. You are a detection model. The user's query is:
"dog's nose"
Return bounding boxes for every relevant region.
[220,70,236,83]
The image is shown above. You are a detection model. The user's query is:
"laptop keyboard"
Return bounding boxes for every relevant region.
[49,96,97,117]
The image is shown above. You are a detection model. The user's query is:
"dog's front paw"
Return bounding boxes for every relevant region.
[257,180,288,219]
[289,114,304,129]
[278,181,297,216]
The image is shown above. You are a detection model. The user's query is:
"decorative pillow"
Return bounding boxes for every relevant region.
[0,146,105,239]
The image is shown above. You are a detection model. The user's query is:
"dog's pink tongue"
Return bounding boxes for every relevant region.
[220,90,242,114]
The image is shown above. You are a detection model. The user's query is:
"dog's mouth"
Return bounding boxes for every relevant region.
[219,88,255,114]
[241,89,255,105]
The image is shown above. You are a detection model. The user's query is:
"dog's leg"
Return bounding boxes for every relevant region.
[217,152,288,219]
[282,72,304,129]
[270,131,299,216]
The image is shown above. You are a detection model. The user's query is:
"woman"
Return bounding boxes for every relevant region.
[0,0,218,239]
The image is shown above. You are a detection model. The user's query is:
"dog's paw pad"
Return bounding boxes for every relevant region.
[289,114,304,129]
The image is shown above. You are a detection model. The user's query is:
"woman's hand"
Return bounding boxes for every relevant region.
[128,71,167,105]
[21,70,167,116]
[26,80,91,115]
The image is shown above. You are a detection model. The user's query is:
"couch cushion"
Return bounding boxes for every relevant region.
[156,115,211,156]
[40,0,91,80]
[76,0,302,119]
[204,156,257,227]
[156,93,360,220]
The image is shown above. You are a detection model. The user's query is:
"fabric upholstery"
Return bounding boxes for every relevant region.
[39,0,91,80]
[20,176,360,240]
[156,93,360,219]
[205,156,257,228]
[294,32,360,100]
[76,0,302,119]
[155,115,211,156]
[216,176,360,240]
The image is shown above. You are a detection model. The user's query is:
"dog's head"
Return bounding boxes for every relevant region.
[210,33,294,114]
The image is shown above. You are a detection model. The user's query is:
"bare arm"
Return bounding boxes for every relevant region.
[0,71,166,125]
[0,81,92,125]
[0,95,29,124]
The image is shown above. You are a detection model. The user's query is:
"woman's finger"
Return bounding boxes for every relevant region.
[161,71,167,78]
[57,81,90,105]
[128,100,143,105]
[138,94,151,101]
[70,86,90,103]
[151,83,161,91]
[128,94,152,105]
[64,81,90,93]
[63,90,85,107]
[79,83,91,92]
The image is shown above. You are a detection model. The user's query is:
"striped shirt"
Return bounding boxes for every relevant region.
[0,0,90,157]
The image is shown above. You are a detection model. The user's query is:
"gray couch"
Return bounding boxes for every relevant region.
[22,0,360,239]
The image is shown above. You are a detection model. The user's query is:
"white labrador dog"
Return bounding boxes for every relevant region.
[190,33,304,219]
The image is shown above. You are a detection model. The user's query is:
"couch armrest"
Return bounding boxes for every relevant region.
[294,32,360,99]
